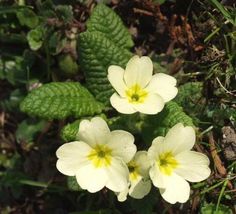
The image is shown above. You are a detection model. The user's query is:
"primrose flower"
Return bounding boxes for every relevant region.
[147,123,211,204]
[117,151,151,202]
[56,117,137,193]
[108,55,178,114]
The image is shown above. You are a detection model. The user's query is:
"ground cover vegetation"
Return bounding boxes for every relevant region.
[0,0,235,213]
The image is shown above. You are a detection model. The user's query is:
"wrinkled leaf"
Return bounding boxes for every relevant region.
[20,82,104,120]
[61,119,81,142]
[78,31,132,104]
[87,4,133,49]
[141,101,194,144]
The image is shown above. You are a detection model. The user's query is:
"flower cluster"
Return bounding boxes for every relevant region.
[56,117,210,204]
[56,56,211,204]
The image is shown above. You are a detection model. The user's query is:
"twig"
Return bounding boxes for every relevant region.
[133,8,154,16]
[208,132,233,189]
[216,77,236,97]
[209,132,227,175]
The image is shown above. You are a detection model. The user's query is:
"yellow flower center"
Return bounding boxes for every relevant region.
[128,161,140,181]
[157,152,178,176]
[87,145,112,168]
[126,84,148,104]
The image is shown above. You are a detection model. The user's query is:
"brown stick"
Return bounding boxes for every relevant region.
[208,132,233,189]
[133,8,154,16]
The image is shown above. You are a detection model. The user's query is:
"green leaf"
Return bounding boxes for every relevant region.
[0,33,27,44]
[48,31,66,55]
[20,82,104,120]
[16,8,39,28]
[1,89,25,112]
[67,176,82,191]
[153,0,166,5]
[15,119,46,143]
[87,4,133,49]
[78,31,132,104]
[130,190,157,214]
[0,56,28,85]
[201,203,233,214]
[27,26,45,51]
[175,82,203,105]
[207,104,236,127]
[0,170,26,199]
[208,0,235,26]
[174,82,204,121]
[108,114,142,135]
[55,5,73,23]
[0,6,28,14]
[58,54,79,77]
[61,119,81,142]
[141,101,194,144]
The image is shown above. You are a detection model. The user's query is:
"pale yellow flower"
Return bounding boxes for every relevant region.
[108,55,178,114]
[148,123,211,204]
[117,151,151,202]
[56,117,137,193]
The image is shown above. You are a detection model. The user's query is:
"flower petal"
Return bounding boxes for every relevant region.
[159,173,190,204]
[149,163,167,189]
[105,158,129,192]
[147,137,165,161]
[108,65,127,97]
[134,151,150,177]
[108,130,136,163]
[124,55,153,88]
[133,93,164,114]
[75,163,108,193]
[175,151,211,182]
[56,141,92,176]
[146,73,178,102]
[117,186,129,202]
[110,93,137,114]
[164,123,196,155]
[130,178,152,199]
[77,117,110,147]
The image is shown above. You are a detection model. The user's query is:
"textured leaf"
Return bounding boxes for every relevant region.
[16,8,39,28]
[141,101,194,144]
[175,82,204,111]
[61,119,81,142]
[87,4,133,49]
[78,31,132,104]
[174,82,205,124]
[20,82,104,120]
